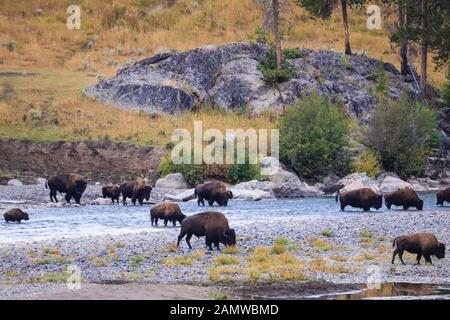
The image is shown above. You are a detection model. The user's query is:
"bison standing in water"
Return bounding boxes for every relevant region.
[4,208,29,223]
[150,202,186,227]
[102,185,121,204]
[120,178,152,205]
[335,188,382,211]
[436,187,450,206]
[193,181,233,207]
[384,188,423,210]
[392,233,445,265]
[177,211,236,250]
[46,173,87,204]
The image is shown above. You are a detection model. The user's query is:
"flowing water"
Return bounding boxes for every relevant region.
[0,192,444,244]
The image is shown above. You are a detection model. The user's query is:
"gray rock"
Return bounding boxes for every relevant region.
[379,176,411,193]
[84,43,418,122]
[7,179,23,187]
[338,172,380,193]
[155,173,189,189]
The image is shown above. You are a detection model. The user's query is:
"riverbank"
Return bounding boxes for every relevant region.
[0,192,449,299]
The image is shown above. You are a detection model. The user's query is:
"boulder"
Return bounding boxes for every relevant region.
[379,176,411,193]
[163,188,196,202]
[155,173,189,189]
[229,188,274,201]
[338,173,380,193]
[91,197,112,205]
[36,178,47,185]
[259,157,280,176]
[7,179,23,187]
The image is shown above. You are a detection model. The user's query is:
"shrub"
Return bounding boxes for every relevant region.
[257,45,295,86]
[367,96,436,178]
[279,94,351,179]
[443,64,450,107]
[352,150,382,177]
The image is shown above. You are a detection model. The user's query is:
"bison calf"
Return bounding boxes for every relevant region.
[392,233,445,265]
[102,185,121,204]
[120,178,152,205]
[384,188,423,211]
[194,181,233,207]
[4,208,29,223]
[335,188,382,211]
[436,187,450,206]
[177,211,236,250]
[150,202,186,227]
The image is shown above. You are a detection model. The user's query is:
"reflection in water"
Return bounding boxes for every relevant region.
[334,283,450,300]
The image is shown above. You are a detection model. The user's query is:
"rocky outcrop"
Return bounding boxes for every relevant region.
[84,43,419,122]
[155,173,189,189]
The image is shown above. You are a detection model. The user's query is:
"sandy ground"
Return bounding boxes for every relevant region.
[9,283,214,300]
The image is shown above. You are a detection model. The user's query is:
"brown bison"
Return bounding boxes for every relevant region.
[392,233,445,265]
[193,181,233,207]
[384,188,423,211]
[335,188,382,211]
[120,178,152,205]
[102,185,121,204]
[150,202,186,227]
[436,187,450,206]
[177,211,236,250]
[4,208,29,223]
[46,173,87,204]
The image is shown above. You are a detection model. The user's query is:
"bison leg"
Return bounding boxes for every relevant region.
[122,196,127,205]
[164,219,168,227]
[391,249,399,264]
[398,251,406,265]
[197,196,205,206]
[50,189,58,203]
[363,206,370,212]
[177,230,187,247]
[172,220,176,227]
[185,233,193,249]
[65,193,72,203]
[205,237,213,251]
[214,241,220,251]
[424,255,433,265]
[208,199,214,206]
[403,206,408,210]
[340,204,345,211]
[416,253,422,265]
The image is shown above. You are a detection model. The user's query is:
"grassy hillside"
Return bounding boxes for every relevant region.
[0,0,447,146]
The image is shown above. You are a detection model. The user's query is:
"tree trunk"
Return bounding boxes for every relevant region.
[272,0,283,69]
[399,1,409,76]
[341,0,352,55]
[420,0,428,97]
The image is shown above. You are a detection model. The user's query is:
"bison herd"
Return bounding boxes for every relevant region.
[2,174,448,261]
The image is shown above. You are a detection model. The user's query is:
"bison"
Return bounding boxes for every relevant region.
[150,202,186,227]
[177,211,236,250]
[194,181,233,207]
[4,208,29,223]
[384,188,423,211]
[102,185,121,204]
[392,233,445,265]
[335,188,382,211]
[46,173,87,204]
[120,178,152,205]
[436,187,450,206]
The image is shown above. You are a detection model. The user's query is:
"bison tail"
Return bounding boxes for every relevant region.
[45,180,48,189]
[392,237,398,248]
[335,191,340,203]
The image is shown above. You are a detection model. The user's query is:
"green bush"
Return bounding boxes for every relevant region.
[158,152,260,186]
[367,96,436,178]
[257,46,295,86]
[443,64,450,107]
[352,150,382,177]
[279,94,350,179]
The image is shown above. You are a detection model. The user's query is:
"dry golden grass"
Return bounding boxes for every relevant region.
[0,0,447,145]
[0,0,445,86]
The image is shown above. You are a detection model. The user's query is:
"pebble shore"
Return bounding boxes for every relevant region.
[0,184,449,299]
